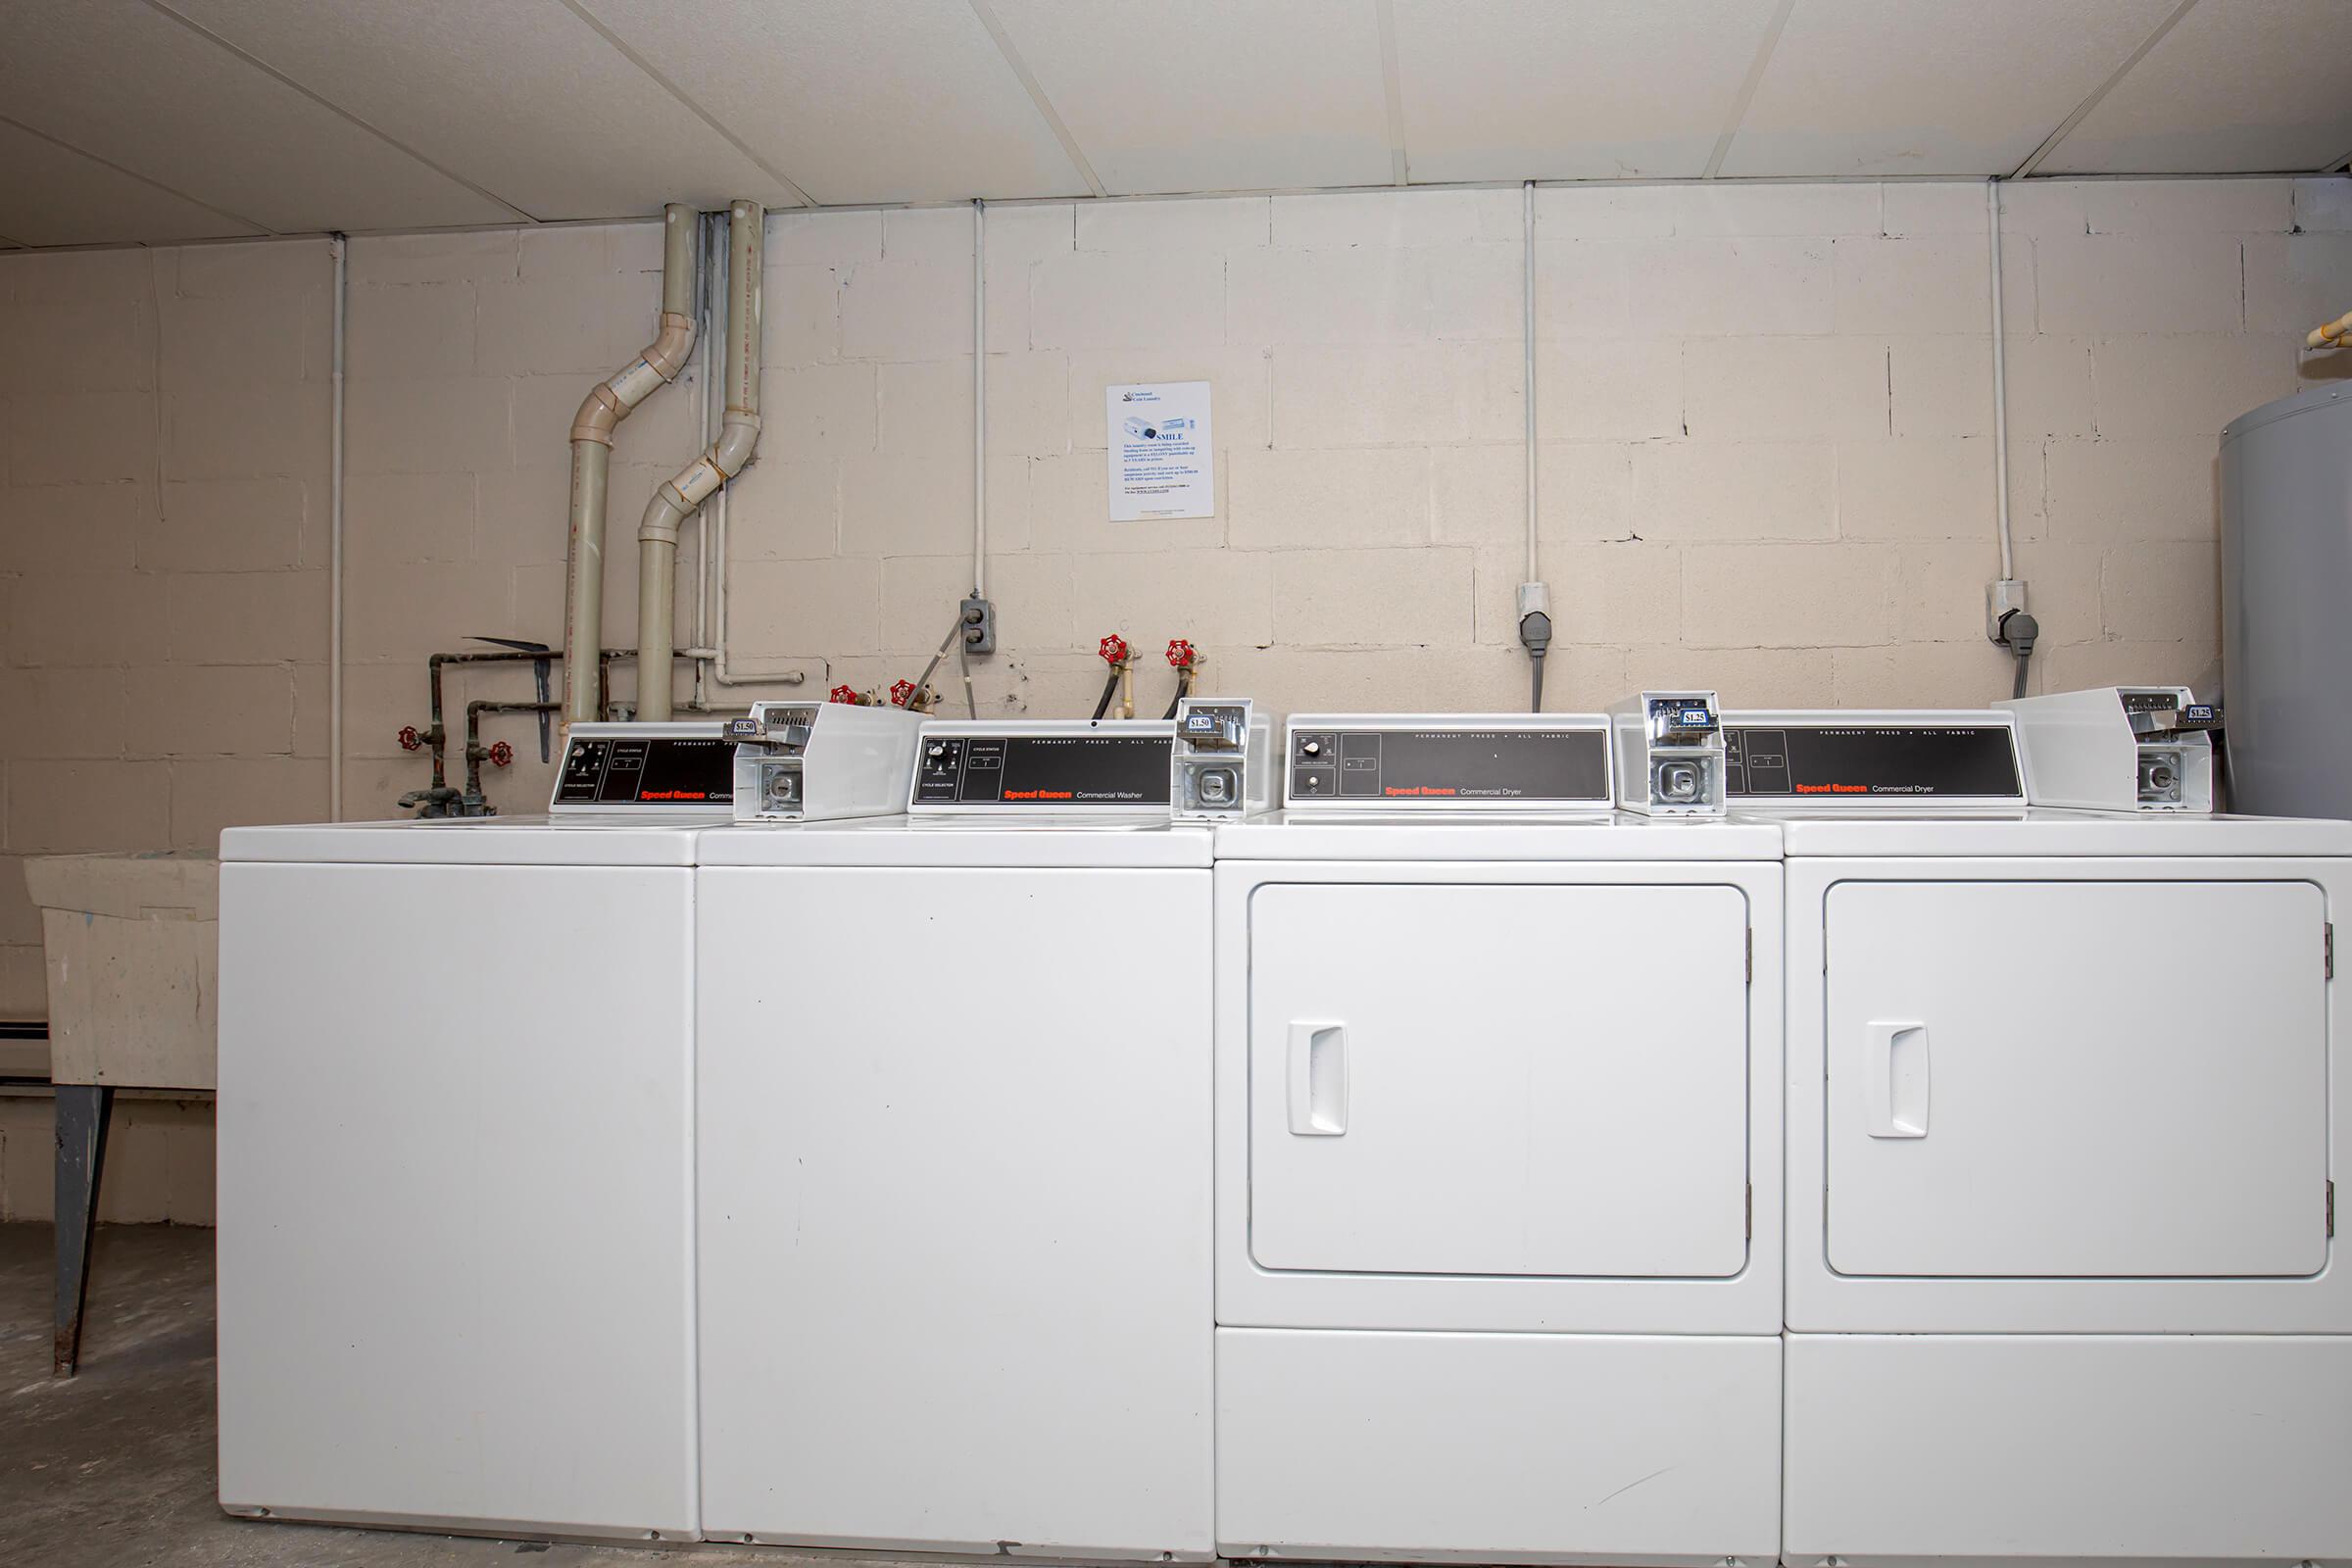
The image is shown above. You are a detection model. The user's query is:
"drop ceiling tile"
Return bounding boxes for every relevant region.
[1392,0,1782,182]
[575,0,1084,205]
[988,0,1393,195]
[167,0,798,220]
[1720,0,2178,177]
[2043,0,2352,173]
[0,120,263,247]
[0,0,514,234]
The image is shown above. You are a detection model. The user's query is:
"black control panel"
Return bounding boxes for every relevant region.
[1724,724,2021,800]
[554,734,735,807]
[913,733,1173,807]
[1289,728,1611,803]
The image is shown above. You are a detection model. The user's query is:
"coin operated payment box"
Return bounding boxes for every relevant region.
[724,703,924,823]
[2000,685,2219,812]
[1609,692,1727,816]
[1171,698,1272,821]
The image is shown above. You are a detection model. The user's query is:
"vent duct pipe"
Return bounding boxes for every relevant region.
[638,199,762,722]
[561,204,697,724]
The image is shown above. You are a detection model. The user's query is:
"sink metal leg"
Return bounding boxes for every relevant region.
[53,1084,112,1377]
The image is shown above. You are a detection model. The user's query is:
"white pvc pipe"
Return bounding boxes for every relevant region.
[1988,178,2014,581]
[328,232,347,820]
[974,197,987,599]
[639,199,763,721]
[1523,179,1538,584]
[562,204,697,724]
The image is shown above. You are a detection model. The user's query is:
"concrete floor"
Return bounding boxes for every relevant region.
[0,1223,912,1568]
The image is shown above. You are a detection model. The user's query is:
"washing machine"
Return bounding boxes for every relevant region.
[218,721,741,1542]
[1722,706,2352,1567]
[1212,710,1785,1567]
[692,703,1268,1560]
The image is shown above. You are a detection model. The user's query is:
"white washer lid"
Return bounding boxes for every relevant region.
[1212,808,1783,861]
[698,814,1211,868]
[1763,808,2352,858]
[220,814,719,866]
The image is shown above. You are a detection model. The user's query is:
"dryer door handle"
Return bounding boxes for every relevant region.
[1867,1020,1930,1138]
[1288,1021,1348,1136]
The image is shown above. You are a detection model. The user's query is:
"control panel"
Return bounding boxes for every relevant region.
[2001,685,2217,812]
[1608,691,1727,816]
[1723,711,2025,804]
[910,720,1175,812]
[726,701,922,823]
[1285,714,1612,808]
[551,722,734,814]
[1171,697,1271,820]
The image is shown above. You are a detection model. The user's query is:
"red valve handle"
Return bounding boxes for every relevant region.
[397,725,422,752]
[828,683,861,705]
[1165,638,1198,668]
[888,678,918,708]
[1098,633,1130,665]
[487,740,514,768]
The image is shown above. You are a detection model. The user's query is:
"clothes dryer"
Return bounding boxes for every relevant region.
[1212,713,1784,1566]
[1723,707,2352,1567]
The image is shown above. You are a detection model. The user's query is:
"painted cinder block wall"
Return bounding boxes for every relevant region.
[4,176,2352,1028]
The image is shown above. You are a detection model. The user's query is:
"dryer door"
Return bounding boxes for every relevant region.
[1248,881,1751,1279]
[1824,879,2330,1278]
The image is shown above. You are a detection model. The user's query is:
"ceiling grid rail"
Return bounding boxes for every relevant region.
[1703,0,1795,179]
[1376,0,1410,187]
[553,0,814,209]
[970,0,1106,200]
[140,0,540,223]
[0,108,273,235]
[2009,0,2202,179]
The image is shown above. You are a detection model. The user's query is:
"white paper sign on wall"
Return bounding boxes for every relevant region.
[1105,381,1213,522]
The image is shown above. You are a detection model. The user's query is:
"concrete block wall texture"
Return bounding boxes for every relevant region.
[5,178,2352,1029]
[2,240,334,1023]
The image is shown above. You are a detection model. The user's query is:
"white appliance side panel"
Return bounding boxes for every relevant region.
[697,866,1212,1559]
[1825,879,2328,1279]
[1785,1334,2352,1566]
[216,863,698,1540]
[1216,1329,1781,1565]
[1248,883,1750,1279]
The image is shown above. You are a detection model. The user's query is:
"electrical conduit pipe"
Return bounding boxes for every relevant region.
[638,199,761,721]
[561,203,698,724]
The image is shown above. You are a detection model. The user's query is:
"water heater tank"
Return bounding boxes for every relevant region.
[2221,383,2352,818]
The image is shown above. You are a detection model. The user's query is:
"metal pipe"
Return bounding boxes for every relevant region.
[639,199,763,721]
[328,232,347,820]
[973,197,987,599]
[1988,179,2014,581]
[562,204,698,724]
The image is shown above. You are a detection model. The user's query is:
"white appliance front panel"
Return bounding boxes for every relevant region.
[1217,1328,1781,1565]
[697,865,1212,1559]
[1785,1333,2352,1567]
[1248,883,1749,1279]
[1788,857,2352,1334]
[1826,878,2328,1279]
[216,863,698,1540]
[1218,861,1784,1336]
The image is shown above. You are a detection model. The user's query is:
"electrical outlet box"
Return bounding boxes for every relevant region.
[1986,579,2029,643]
[959,596,996,656]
